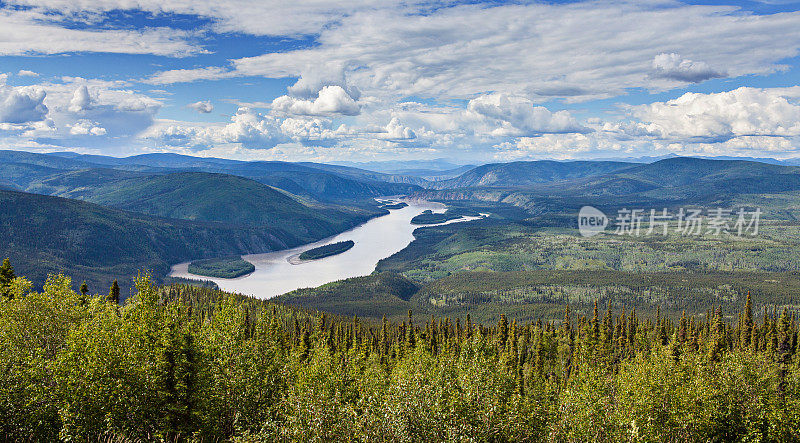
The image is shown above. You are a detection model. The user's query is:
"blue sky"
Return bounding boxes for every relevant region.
[1,0,799,163]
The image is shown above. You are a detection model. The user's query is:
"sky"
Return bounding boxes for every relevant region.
[1,0,800,163]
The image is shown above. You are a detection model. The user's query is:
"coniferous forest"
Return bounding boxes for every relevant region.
[1,260,798,442]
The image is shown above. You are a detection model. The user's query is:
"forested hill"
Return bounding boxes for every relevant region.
[430,160,636,189]
[0,150,423,202]
[417,157,800,213]
[0,189,343,294]
[430,157,800,192]
[31,170,377,236]
[0,270,797,441]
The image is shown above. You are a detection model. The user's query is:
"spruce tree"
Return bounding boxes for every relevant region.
[742,291,754,348]
[777,308,792,401]
[406,310,416,348]
[108,279,120,304]
[0,258,15,300]
[498,314,509,350]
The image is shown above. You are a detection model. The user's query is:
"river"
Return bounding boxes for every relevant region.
[168,199,484,298]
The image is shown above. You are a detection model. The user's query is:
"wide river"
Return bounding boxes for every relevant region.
[169,199,483,299]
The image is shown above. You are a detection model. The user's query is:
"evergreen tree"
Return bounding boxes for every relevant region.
[742,291,754,348]
[406,309,416,348]
[498,314,509,350]
[108,279,120,304]
[0,258,15,300]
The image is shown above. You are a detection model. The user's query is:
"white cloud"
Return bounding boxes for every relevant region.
[631,87,800,141]
[144,108,287,149]
[467,93,588,136]
[230,3,800,102]
[3,0,397,37]
[188,100,214,113]
[143,67,234,85]
[272,86,360,116]
[69,119,106,136]
[0,8,201,56]
[0,85,48,124]
[362,117,416,140]
[17,70,38,77]
[383,117,415,140]
[651,53,724,83]
[1,78,163,150]
[280,117,350,142]
[3,1,800,162]
[219,108,285,147]
[68,85,93,113]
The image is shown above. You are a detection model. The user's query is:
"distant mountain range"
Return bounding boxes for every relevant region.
[416,157,800,215]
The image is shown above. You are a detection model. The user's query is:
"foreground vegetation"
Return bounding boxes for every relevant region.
[1,262,798,441]
[187,256,255,279]
[298,240,355,260]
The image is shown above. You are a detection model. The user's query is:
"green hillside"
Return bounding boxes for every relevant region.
[418,157,800,215]
[0,189,320,295]
[432,160,636,189]
[34,151,423,200]
[65,172,374,235]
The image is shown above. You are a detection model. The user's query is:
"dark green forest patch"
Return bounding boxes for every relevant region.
[188,256,255,279]
[298,240,355,260]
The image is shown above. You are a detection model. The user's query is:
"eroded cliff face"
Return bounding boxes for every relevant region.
[411,188,539,212]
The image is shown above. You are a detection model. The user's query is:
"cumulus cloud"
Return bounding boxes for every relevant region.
[216,108,285,147]
[69,119,106,136]
[272,86,360,116]
[285,64,361,100]
[17,69,38,77]
[467,93,588,136]
[145,108,287,149]
[2,78,163,150]
[363,117,416,140]
[651,53,724,83]
[0,86,48,124]
[68,85,93,113]
[280,117,350,142]
[188,100,213,113]
[631,87,800,141]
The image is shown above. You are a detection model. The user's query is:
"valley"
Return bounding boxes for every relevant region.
[6,150,800,321]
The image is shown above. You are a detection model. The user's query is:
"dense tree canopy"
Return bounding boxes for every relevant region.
[0,263,798,441]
